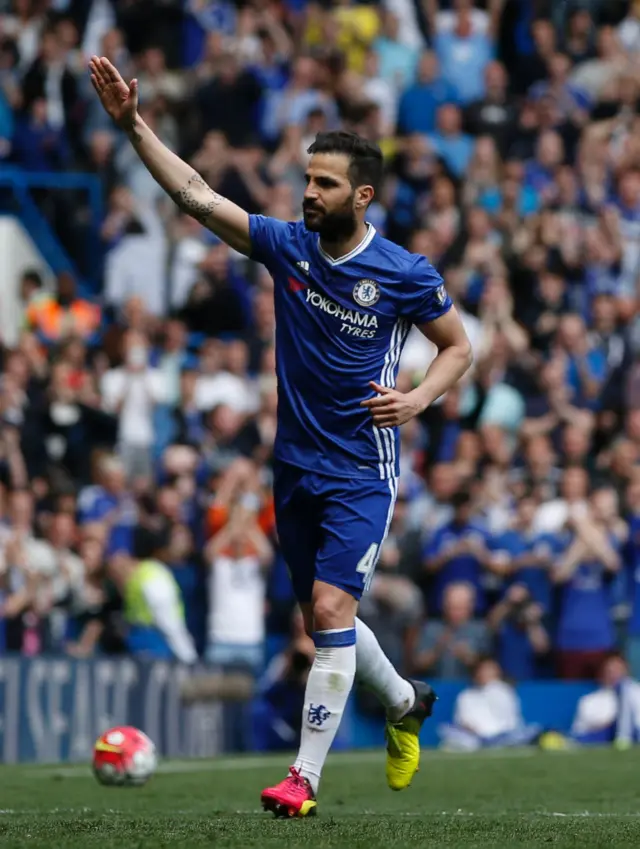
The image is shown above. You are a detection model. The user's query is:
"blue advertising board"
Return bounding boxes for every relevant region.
[0,657,597,763]
[0,657,224,764]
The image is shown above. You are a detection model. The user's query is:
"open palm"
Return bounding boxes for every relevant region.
[89,56,138,129]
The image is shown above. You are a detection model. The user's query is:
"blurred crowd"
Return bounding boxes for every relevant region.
[1,0,640,690]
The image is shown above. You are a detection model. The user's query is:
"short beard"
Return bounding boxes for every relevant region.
[303,194,359,242]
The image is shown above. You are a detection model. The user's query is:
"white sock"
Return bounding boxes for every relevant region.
[355,618,415,722]
[294,628,356,794]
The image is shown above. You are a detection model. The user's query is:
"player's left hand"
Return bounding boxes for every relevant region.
[360,381,426,429]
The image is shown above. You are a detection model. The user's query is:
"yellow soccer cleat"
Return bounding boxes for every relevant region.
[385,680,437,791]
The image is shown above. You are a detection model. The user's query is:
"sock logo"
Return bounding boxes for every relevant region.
[307,703,331,727]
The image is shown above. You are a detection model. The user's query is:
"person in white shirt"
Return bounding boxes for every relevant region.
[195,338,257,415]
[533,466,589,535]
[101,330,166,482]
[438,658,542,751]
[618,0,640,53]
[569,654,640,747]
[205,494,273,674]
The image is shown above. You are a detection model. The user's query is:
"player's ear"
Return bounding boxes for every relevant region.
[355,185,374,209]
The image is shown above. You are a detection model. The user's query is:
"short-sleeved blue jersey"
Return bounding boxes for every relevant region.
[249,217,452,480]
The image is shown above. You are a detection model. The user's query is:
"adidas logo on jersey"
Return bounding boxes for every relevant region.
[296,261,310,275]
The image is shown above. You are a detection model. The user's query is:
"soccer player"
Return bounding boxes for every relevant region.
[90,56,473,817]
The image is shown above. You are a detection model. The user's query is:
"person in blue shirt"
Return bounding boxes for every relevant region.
[492,496,566,614]
[423,491,494,614]
[397,51,458,136]
[90,56,473,813]
[428,104,474,178]
[77,454,137,557]
[433,5,495,105]
[625,479,640,679]
[555,314,608,411]
[553,506,622,680]
[488,583,551,681]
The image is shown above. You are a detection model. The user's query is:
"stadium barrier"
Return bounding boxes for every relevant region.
[0,657,596,763]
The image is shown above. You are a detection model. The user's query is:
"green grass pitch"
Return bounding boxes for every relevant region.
[2,748,640,848]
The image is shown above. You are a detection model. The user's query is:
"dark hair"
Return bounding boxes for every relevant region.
[451,490,472,510]
[22,269,43,288]
[307,131,384,197]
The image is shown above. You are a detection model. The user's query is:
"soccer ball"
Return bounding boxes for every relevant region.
[92,726,157,787]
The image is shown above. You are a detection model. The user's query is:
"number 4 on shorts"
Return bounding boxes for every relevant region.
[356,543,378,591]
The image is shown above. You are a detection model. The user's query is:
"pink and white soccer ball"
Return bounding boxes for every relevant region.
[92,726,157,787]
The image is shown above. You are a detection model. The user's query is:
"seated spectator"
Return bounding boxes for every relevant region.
[438,657,542,751]
[489,584,551,680]
[552,654,640,748]
[540,652,640,749]
[412,581,491,680]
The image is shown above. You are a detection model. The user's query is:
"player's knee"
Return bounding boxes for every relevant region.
[311,583,357,631]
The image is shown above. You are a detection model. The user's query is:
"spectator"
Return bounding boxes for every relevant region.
[566,653,640,747]
[428,104,474,178]
[423,491,494,614]
[489,583,551,680]
[396,51,456,137]
[24,272,101,345]
[107,541,197,665]
[205,495,273,673]
[101,330,167,482]
[412,581,491,680]
[464,61,518,157]
[553,492,625,680]
[429,0,496,105]
[438,657,542,751]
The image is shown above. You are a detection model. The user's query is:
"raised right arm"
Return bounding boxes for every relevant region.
[89,56,251,256]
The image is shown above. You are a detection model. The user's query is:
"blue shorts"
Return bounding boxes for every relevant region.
[273,461,398,602]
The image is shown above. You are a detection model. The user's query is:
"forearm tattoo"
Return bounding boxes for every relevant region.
[170,172,225,224]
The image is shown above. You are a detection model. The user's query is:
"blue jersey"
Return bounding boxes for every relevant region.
[249,217,452,480]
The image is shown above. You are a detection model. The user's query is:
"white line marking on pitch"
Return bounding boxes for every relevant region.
[2,808,640,819]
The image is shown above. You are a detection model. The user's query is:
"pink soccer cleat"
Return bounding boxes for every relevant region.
[261,767,318,818]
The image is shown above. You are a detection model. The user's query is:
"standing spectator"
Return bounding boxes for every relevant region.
[107,539,197,665]
[423,491,494,614]
[101,330,166,482]
[428,104,474,178]
[429,0,497,106]
[205,496,273,673]
[24,273,101,346]
[553,495,624,680]
[396,51,456,136]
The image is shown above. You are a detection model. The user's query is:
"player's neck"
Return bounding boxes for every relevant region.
[319,221,370,262]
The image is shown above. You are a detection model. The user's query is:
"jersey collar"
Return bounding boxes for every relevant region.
[317,223,376,267]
